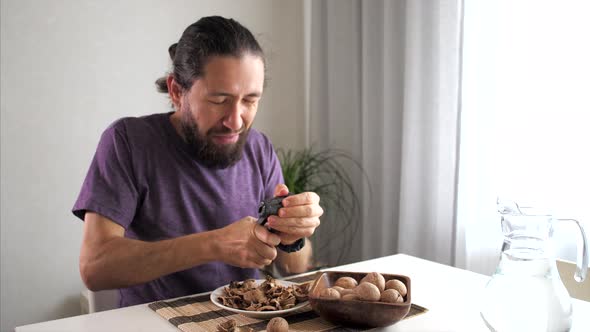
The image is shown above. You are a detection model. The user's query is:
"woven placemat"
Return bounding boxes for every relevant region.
[149,273,428,332]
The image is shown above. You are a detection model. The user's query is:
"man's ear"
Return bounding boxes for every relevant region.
[167,76,182,110]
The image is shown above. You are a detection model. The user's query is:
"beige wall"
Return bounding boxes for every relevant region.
[0,0,304,330]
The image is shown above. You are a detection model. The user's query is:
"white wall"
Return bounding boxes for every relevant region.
[0,0,304,330]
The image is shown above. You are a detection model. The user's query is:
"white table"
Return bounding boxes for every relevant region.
[15,254,590,331]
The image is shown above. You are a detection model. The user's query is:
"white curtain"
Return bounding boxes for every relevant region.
[304,0,463,266]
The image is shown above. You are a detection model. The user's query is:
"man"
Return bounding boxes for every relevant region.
[73,16,323,307]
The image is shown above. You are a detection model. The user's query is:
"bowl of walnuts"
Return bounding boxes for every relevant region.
[308,271,411,328]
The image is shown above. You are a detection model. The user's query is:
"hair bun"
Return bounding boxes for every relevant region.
[168,43,178,60]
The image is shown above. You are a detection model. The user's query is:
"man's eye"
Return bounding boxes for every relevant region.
[209,99,226,105]
[243,99,257,105]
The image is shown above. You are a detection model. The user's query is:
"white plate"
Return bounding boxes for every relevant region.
[210,279,309,319]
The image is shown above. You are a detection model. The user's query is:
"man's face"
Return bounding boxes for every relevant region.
[172,54,264,168]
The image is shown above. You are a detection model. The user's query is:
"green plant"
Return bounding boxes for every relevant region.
[276,147,369,267]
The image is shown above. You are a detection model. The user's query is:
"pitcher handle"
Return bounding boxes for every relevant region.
[558,219,589,282]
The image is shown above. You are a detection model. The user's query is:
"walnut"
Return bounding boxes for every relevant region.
[319,287,341,299]
[217,319,237,332]
[360,272,386,292]
[331,285,345,293]
[266,317,289,332]
[334,276,358,289]
[380,289,402,303]
[341,293,360,301]
[338,288,355,296]
[354,282,381,301]
[385,279,407,297]
[217,319,254,332]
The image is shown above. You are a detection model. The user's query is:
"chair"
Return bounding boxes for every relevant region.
[80,288,119,313]
[556,259,590,301]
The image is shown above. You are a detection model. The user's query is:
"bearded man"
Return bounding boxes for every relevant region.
[73,16,322,307]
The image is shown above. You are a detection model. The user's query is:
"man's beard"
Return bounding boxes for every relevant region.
[179,108,250,169]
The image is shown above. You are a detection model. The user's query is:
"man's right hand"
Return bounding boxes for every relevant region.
[213,216,281,269]
[80,212,282,291]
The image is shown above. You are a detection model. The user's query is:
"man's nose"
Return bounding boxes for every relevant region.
[222,101,244,132]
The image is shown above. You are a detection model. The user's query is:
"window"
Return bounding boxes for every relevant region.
[459,0,590,273]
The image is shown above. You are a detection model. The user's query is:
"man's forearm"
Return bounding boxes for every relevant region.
[273,238,313,276]
[80,231,218,291]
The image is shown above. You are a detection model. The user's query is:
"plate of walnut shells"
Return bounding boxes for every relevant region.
[210,275,311,319]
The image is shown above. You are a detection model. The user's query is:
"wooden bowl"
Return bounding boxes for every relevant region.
[308,271,411,328]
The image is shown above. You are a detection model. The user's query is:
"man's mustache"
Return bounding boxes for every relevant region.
[207,125,246,136]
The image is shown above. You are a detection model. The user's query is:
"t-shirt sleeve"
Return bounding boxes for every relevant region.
[72,122,139,229]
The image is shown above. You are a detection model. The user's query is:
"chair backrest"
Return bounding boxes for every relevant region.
[81,288,119,313]
[556,259,590,301]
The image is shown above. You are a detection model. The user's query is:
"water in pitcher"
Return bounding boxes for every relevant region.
[480,244,572,332]
[481,199,588,331]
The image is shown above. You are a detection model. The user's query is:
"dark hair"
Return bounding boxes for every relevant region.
[155,16,265,93]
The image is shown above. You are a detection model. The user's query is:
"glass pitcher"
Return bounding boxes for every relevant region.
[480,199,589,332]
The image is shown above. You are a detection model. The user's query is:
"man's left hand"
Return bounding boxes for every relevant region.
[265,184,323,245]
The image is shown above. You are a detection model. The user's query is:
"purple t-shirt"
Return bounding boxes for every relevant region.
[72,112,283,307]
